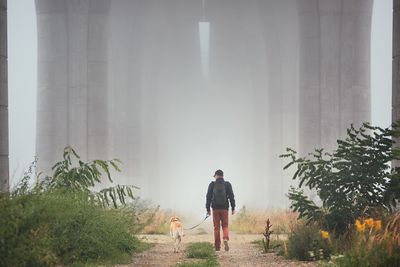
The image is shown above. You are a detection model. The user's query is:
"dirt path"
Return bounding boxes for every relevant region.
[119,234,316,267]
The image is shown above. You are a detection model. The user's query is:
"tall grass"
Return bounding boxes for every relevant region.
[231,206,298,235]
[333,213,400,267]
[140,209,177,234]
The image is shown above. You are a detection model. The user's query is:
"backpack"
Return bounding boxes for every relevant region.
[212,181,227,207]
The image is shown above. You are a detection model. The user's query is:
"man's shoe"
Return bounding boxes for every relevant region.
[223,240,229,251]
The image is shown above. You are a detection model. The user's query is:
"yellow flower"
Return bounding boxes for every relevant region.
[355,219,365,232]
[374,220,382,230]
[320,230,330,240]
[365,218,374,228]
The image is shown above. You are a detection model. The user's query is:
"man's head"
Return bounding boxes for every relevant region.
[214,169,224,179]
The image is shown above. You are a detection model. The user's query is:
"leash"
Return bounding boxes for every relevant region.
[184,214,210,230]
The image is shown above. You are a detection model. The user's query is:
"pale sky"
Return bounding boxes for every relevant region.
[7,0,393,184]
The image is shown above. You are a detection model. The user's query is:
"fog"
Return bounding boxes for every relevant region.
[35,0,373,215]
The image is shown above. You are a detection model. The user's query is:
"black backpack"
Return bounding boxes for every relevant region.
[212,181,227,207]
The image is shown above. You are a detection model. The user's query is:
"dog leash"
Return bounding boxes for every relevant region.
[184,214,210,230]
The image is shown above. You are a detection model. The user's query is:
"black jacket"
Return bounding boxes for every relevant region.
[206,178,235,212]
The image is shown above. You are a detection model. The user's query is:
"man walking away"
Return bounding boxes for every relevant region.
[206,169,235,251]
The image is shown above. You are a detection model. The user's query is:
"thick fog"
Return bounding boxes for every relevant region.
[35,0,372,214]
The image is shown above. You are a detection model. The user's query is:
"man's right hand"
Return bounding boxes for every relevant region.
[207,210,211,216]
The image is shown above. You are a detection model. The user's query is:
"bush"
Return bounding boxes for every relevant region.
[281,123,400,234]
[287,223,333,261]
[0,147,151,266]
[0,192,146,267]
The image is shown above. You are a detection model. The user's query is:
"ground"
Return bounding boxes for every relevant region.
[117,234,316,267]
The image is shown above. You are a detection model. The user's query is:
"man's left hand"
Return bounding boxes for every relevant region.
[232,210,235,215]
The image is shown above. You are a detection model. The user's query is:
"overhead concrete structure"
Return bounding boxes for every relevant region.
[0,0,8,193]
[35,0,372,211]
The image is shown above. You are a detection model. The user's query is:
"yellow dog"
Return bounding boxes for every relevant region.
[170,216,184,252]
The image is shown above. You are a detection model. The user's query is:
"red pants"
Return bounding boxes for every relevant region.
[212,209,229,250]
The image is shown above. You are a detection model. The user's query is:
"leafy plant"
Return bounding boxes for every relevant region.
[287,222,333,261]
[40,146,138,208]
[262,219,273,253]
[0,191,148,267]
[0,147,151,266]
[332,213,400,267]
[281,123,400,234]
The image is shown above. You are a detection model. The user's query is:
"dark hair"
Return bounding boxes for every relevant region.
[214,169,224,177]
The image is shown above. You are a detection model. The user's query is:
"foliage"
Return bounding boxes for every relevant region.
[330,213,400,267]
[287,222,333,261]
[176,242,218,267]
[281,123,400,234]
[40,146,138,208]
[0,147,151,266]
[0,191,148,267]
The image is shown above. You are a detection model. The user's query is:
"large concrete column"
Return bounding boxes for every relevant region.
[393,0,400,128]
[0,0,8,193]
[36,0,110,173]
[298,0,373,155]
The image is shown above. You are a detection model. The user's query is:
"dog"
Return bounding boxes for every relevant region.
[170,216,184,252]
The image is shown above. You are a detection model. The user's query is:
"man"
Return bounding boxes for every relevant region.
[206,169,235,251]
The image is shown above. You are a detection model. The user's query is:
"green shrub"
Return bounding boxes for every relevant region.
[0,147,151,266]
[287,223,333,261]
[334,246,400,267]
[0,191,146,266]
[281,123,400,234]
[0,193,56,267]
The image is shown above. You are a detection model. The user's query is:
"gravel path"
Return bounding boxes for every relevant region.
[118,234,317,267]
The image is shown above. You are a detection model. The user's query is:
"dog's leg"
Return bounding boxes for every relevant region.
[174,236,179,253]
[177,235,181,252]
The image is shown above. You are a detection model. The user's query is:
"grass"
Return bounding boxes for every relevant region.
[251,239,286,256]
[231,206,298,235]
[140,209,180,234]
[176,242,218,267]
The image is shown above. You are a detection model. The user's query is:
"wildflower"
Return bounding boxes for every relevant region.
[320,230,330,240]
[374,220,382,230]
[365,218,374,228]
[355,219,365,232]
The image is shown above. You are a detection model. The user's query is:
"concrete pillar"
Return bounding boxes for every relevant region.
[393,0,400,168]
[298,0,373,155]
[393,0,400,127]
[0,0,8,193]
[35,0,110,174]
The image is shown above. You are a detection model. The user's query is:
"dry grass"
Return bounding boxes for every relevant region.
[139,209,180,234]
[374,212,400,255]
[231,206,299,235]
